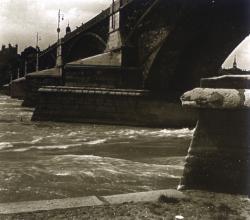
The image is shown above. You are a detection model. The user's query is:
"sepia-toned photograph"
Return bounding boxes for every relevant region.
[0,0,250,219]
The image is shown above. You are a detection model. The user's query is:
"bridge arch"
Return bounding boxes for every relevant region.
[64,32,107,63]
[39,49,57,70]
[143,0,250,97]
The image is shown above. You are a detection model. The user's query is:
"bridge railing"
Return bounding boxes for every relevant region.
[63,8,110,42]
[39,8,110,58]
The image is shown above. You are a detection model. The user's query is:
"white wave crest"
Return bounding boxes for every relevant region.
[149,128,194,137]
[31,137,43,144]
[55,172,72,176]
[34,143,82,150]
[0,142,13,150]
[85,139,107,145]
[105,128,194,138]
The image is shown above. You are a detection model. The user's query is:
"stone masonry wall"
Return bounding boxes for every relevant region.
[32,87,197,128]
[22,77,61,107]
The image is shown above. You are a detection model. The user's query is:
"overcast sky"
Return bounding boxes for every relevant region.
[0,0,110,51]
[0,0,249,70]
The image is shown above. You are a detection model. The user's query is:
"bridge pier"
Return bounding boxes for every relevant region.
[32,86,196,127]
[64,0,140,89]
[179,75,250,195]
[31,0,197,127]
[10,77,26,99]
[22,40,63,107]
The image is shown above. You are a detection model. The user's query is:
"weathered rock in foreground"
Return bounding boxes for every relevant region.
[179,75,250,195]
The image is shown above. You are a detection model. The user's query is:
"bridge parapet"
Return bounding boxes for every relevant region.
[63,8,110,43]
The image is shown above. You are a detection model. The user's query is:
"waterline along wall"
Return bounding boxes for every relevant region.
[32,86,197,128]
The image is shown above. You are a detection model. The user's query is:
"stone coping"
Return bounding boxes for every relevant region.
[201,74,250,89]
[26,68,60,79]
[38,86,150,97]
[181,88,250,109]
[0,189,185,215]
[10,77,26,83]
[66,52,121,68]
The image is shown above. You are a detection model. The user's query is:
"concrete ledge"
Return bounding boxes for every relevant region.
[65,51,121,68]
[0,190,185,215]
[103,189,186,204]
[0,196,103,214]
[26,68,60,79]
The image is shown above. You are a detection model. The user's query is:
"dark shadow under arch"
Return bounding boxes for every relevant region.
[145,0,250,98]
[64,32,107,63]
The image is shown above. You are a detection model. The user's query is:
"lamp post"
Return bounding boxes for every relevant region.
[24,59,27,76]
[111,0,115,29]
[56,9,64,76]
[57,9,64,42]
[36,32,41,72]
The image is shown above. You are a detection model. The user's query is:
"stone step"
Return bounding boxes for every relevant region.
[0,189,185,215]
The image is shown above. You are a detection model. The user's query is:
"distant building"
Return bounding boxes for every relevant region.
[220,56,250,75]
[0,44,19,85]
[20,46,37,75]
[0,44,39,86]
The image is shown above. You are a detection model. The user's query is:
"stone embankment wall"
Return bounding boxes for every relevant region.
[32,86,197,128]
[22,77,61,107]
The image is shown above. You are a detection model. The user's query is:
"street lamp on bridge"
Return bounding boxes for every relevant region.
[111,0,115,29]
[36,32,41,72]
[57,9,64,42]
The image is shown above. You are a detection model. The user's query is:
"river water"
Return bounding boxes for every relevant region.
[0,95,193,203]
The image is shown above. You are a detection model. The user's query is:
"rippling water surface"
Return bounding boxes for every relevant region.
[0,95,193,203]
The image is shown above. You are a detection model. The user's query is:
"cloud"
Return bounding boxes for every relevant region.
[0,0,110,52]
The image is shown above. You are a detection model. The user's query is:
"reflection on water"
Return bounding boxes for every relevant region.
[0,95,193,203]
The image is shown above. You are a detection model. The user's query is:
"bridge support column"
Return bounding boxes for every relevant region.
[179,75,250,195]
[64,0,141,89]
[56,39,63,76]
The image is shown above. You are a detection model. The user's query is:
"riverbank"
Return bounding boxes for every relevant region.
[0,189,249,219]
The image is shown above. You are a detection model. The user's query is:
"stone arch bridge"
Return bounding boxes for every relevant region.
[29,0,250,98]
[29,0,250,127]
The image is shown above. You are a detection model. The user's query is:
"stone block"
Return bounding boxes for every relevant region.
[102,189,186,204]
[179,75,250,195]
